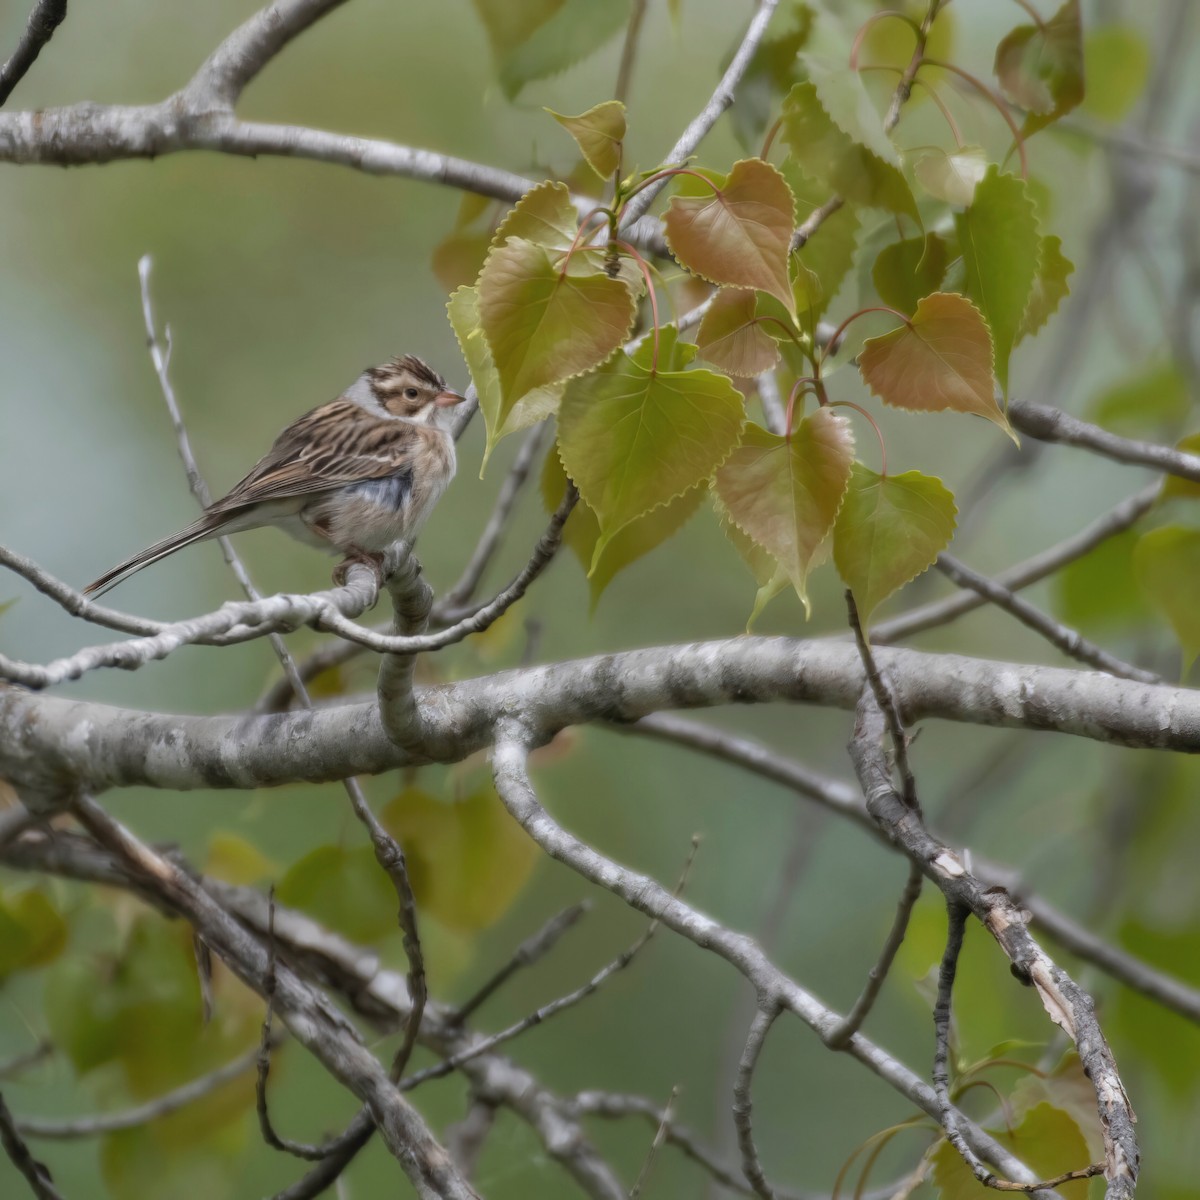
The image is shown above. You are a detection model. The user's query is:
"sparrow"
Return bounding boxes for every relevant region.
[84,355,466,598]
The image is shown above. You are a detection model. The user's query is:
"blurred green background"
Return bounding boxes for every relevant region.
[2,0,1199,1196]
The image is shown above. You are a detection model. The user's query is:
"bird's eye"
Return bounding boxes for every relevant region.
[404,387,420,400]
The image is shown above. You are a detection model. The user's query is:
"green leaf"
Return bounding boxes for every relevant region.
[1162,433,1200,502]
[932,1103,1091,1198]
[543,450,704,608]
[557,334,746,562]
[664,158,796,314]
[913,145,988,207]
[1134,526,1200,671]
[833,464,957,622]
[696,289,781,377]
[548,100,626,179]
[203,832,277,887]
[859,292,1011,437]
[472,0,632,100]
[276,844,399,944]
[714,412,854,616]
[492,180,579,250]
[728,1,814,150]
[781,74,918,221]
[871,234,949,315]
[782,161,862,321]
[1088,361,1189,434]
[994,0,1084,135]
[1017,235,1074,343]
[447,285,561,469]
[0,887,67,979]
[1082,25,1150,122]
[382,784,539,932]
[477,238,636,420]
[102,1125,244,1200]
[955,166,1040,395]
[1055,529,1153,632]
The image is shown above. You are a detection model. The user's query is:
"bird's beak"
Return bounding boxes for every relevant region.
[434,389,467,407]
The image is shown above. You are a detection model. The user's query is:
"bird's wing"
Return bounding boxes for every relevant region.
[210,401,425,513]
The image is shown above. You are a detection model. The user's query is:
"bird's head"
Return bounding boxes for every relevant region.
[365,355,465,425]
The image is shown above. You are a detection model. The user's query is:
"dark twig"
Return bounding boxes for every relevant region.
[0,1044,51,1082]
[932,902,973,1173]
[629,1083,679,1199]
[826,861,923,1049]
[846,591,918,810]
[732,1004,781,1200]
[0,0,67,108]
[449,902,589,1025]
[0,1091,64,1200]
[934,553,1161,684]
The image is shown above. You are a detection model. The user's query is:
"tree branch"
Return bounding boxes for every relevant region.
[0,0,67,108]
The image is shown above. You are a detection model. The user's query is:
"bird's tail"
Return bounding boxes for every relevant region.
[83,515,222,599]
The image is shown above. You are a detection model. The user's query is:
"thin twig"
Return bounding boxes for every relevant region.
[629,1083,679,1199]
[934,553,1160,684]
[17,1042,264,1140]
[931,902,974,1173]
[0,1044,51,1083]
[0,1091,64,1200]
[0,0,67,108]
[614,0,649,107]
[732,1004,781,1199]
[449,902,589,1025]
[826,861,923,1049]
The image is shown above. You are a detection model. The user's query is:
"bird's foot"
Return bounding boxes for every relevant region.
[332,549,385,590]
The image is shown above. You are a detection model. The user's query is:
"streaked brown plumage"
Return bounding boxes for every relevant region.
[84,355,465,598]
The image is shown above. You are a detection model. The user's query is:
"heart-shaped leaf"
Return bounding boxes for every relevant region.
[558,334,745,562]
[914,145,988,206]
[955,166,1040,395]
[995,0,1084,132]
[859,292,1011,438]
[696,289,781,377]
[871,235,949,315]
[492,179,579,250]
[715,412,855,615]
[478,237,636,417]
[664,157,796,314]
[833,464,957,623]
[447,285,561,470]
[548,100,626,179]
[543,450,704,608]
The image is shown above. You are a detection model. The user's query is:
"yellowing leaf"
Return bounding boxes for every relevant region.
[557,338,746,563]
[714,412,854,616]
[1134,526,1200,671]
[548,100,626,179]
[833,464,957,622]
[204,832,277,886]
[1161,433,1200,502]
[995,0,1084,133]
[1082,26,1150,123]
[956,166,1040,395]
[1088,360,1190,433]
[478,241,635,413]
[696,289,781,377]
[781,77,918,221]
[871,234,949,315]
[859,293,1011,437]
[431,229,492,292]
[1017,234,1074,343]
[276,844,399,944]
[492,179,579,250]
[664,158,796,314]
[382,784,539,932]
[0,887,67,979]
[447,285,560,469]
[932,1103,1091,1199]
[914,145,988,207]
[716,499,795,628]
[543,450,704,608]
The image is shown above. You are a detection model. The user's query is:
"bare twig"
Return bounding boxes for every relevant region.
[826,861,923,1049]
[0,0,67,108]
[0,1044,51,1083]
[450,902,589,1025]
[0,1091,64,1200]
[629,1083,679,1199]
[732,1004,781,1199]
[16,1042,263,1140]
[934,553,1160,683]
[614,0,649,107]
